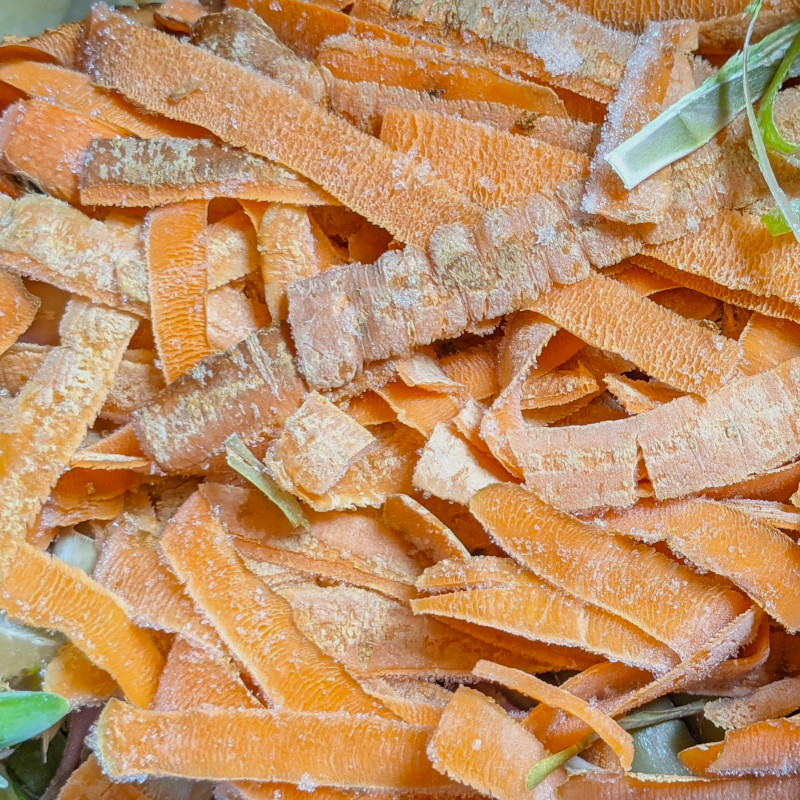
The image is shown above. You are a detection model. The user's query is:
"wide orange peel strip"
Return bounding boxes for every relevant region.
[427,685,565,800]
[0,268,38,356]
[473,660,635,771]
[80,5,481,249]
[680,718,800,777]
[160,490,388,715]
[93,698,449,788]
[600,497,800,632]
[470,483,749,659]
[42,643,118,709]
[0,299,137,577]
[146,199,211,383]
[0,543,164,707]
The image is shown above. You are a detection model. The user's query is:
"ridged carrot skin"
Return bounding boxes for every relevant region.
[474,660,635,770]
[146,200,211,383]
[94,699,450,788]
[0,98,121,203]
[0,300,137,577]
[0,60,204,139]
[427,686,565,800]
[80,5,482,249]
[470,483,749,659]
[680,718,800,777]
[0,544,164,707]
[42,643,118,709]
[160,491,389,715]
[0,268,38,356]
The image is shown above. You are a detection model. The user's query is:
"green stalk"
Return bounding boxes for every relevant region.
[742,1,800,243]
[224,435,309,530]
[605,17,800,189]
[524,700,708,788]
[757,25,800,153]
[0,692,68,750]
[525,732,595,789]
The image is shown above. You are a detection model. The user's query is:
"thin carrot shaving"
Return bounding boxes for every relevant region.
[92,525,225,652]
[0,98,121,203]
[42,643,118,709]
[473,660,635,771]
[0,300,137,575]
[705,676,800,731]
[190,8,329,105]
[375,379,463,436]
[280,581,561,679]
[380,107,587,208]
[427,686,566,800]
[328,77,525,137]
[740,313,800,375]
[603,373,684,414]
[318,35,568,116]
[599,497,800,632]
[146,200,211,383]
[160,491,388,715]
[560,771,800,799]
[58,755,151,800]
[470,483,749,659]
[633,254,800,324]
[81,5,482,248]
[0,268,38,356]
[0,22,83,68]
[383,494,469,562]
[0,60,205,139]
[264,392,377,496]
[257,204,342,321]
[413,422,513,506]
[0,543,164,707]
[527,271,743,396]
[0,195,148,314]
[523,661,652,753]
[155,0,210,33]
[583,21,698,225]
[411,582,679,674]
[94,699,450,788]
[357,676,450,727]
[202,482,425,586]
[680,718,800,777]
[79,137,334,208]
[519,363,600,410]
[153,637,262,713]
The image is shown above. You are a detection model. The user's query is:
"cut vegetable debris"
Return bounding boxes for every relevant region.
[0,195,147,314]
[474,660,635,771]
[146,200,211,383]
[160,491,388,715]
[80,137,334,207]
[93,699,449,788]
[470,483,749,659]
[427,685,566,800]
[0,300,137,575]
[0,543,164,707]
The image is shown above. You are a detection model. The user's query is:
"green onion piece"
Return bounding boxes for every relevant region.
[617,700,707,731]
[762,199,800,234]
[525,699,707,788]
[743,1,800,243]
[0,692,68,750]
[605,17,800,189]
[225,435,309,530]
[525,732,595,789]
[757,26,800,153]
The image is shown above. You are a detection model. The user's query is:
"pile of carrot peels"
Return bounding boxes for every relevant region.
[4,0,800,797]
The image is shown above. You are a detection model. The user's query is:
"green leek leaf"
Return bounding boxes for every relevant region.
[225,435,309,530]
[605,17,800,189]
[0,692,68,750]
